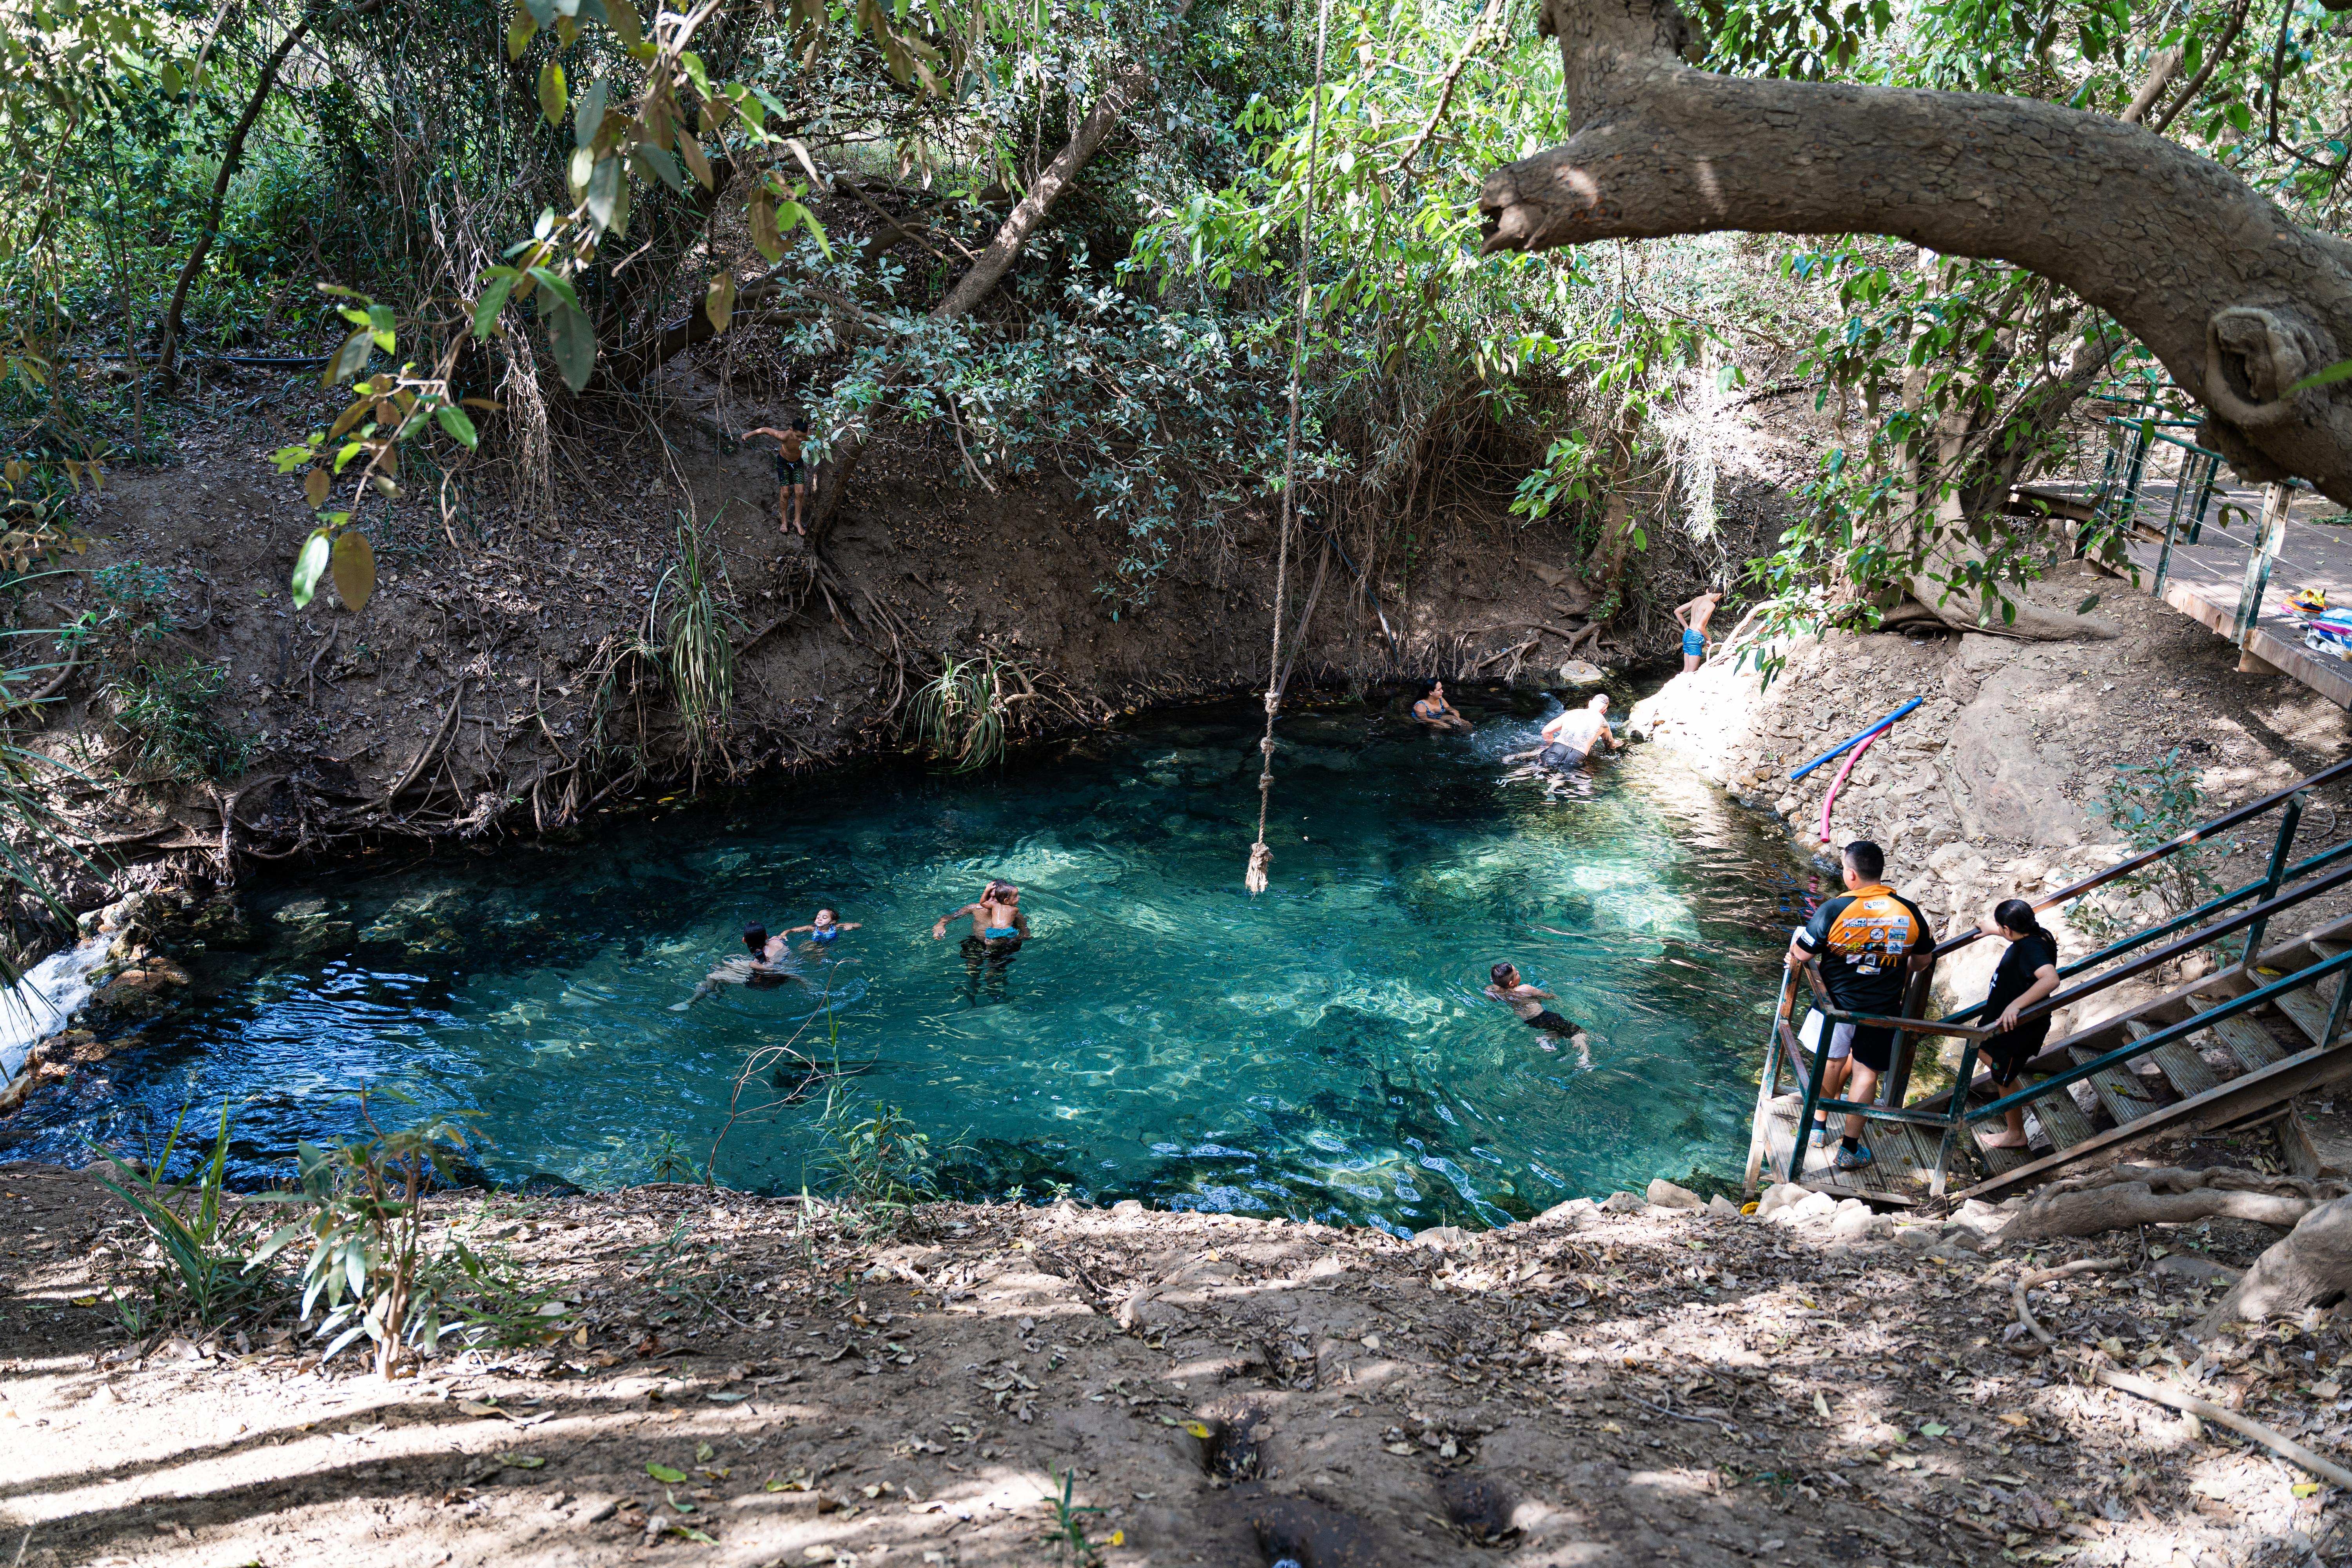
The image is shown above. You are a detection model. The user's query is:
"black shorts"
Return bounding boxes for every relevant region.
[1528,1009,1578,1034]
[1538,743,1586,770]
[1983,1024,2049,1082]
[1840,1022,1898,1074]
[776,458,805,488]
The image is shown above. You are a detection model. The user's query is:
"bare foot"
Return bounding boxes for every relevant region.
[1979,1129,2030,1149]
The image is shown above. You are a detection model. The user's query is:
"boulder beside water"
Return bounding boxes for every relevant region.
[1555,660,1608,687]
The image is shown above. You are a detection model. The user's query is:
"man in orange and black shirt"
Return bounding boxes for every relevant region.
[1784,840,1934,1172]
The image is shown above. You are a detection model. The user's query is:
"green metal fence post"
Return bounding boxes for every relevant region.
[2244,791,2306,964]
[1787,980,1832,1189]
[2234,481,2293,645]
[1928,1033,1985,1198]
[2187,451,2221,544]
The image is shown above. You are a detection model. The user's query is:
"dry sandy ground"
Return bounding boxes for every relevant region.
[0,1153,2337,1568]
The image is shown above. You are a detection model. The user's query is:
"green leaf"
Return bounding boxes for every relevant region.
[586,155,622,234]
[523,0,558,25]
[776,200,832,260]
[632,142,684,193]
[322,329,371,387]
[538,60,567,126]
[365,303,396,352]
[526,266,582,315]
[473,273,517,338]
[435,405,480,449]
[576,77,608,149]
[647,1464,688,1483]
[547,303,597,392]
[506,3,537,58]
[2286,358,2352,395]
[495,1452,548,1468]
[291,530,333,608]
[2077,594,2101,614]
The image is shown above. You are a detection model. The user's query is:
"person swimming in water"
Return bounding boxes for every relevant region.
[671,923,799,1009]
[782,908,862,950]
[933,880,1028,1005]
[1484,961,1592,1066]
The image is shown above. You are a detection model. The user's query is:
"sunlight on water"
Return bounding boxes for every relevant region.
[6,690,1832,1231]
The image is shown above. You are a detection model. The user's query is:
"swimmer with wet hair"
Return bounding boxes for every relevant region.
[670,922,796,1010]
[782,908,862,949]
[1484,961,1593,1067]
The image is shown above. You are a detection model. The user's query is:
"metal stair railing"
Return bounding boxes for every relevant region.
[1750,755,2352,1198]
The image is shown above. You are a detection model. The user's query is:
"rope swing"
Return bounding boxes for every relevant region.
[1246,0,1332,898]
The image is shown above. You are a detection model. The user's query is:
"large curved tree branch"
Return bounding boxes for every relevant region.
[1479,0,2352,505]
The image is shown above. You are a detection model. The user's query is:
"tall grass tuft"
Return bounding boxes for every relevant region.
[650,511,738,771]
[94,1102,270,1334]
[907,650,1041,771]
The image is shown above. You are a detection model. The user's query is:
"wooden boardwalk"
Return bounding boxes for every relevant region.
[2089,472,2352,708]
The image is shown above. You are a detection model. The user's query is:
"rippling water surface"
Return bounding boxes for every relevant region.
[10,689,1829,1230]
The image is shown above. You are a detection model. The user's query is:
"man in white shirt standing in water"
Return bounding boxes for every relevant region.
[1538,693,1619,773]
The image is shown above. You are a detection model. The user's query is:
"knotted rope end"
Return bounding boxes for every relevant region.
[1244,840,1272,896]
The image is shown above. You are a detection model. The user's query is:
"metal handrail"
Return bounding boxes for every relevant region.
[1755,754,2352,1196]
[1929,756,2352,961]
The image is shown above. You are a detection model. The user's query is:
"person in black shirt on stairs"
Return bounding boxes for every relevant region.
[1785,840,1935,1172]
[1972,898,2062,1151]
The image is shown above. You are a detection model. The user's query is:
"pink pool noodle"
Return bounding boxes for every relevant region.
[1819,724,1886,844]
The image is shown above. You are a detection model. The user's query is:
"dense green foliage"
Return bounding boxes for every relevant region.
[4,0,2352,653]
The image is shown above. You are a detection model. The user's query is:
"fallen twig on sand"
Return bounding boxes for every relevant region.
[2014,1253,2352,1490]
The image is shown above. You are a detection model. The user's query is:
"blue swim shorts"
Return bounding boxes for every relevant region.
[1681,627,1706,657]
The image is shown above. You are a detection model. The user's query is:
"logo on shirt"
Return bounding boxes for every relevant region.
[1823,894,1921,978]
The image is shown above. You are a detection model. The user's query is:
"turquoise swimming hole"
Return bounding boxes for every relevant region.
[13,691,1824,1232]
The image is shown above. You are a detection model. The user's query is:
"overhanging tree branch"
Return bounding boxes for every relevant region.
[1478,0,2352,506]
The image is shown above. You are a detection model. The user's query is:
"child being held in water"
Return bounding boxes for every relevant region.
[782,908,861,950]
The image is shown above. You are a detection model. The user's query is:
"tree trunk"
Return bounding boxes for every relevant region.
[803,0,1192,547]
[1478,0,2352,506]
[158,0,387,392]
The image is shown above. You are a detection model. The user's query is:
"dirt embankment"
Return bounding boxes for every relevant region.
[0,1144,2331,1568]
[15,395,1748,910]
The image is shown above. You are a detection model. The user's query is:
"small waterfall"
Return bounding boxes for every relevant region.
[0,940,110,1081]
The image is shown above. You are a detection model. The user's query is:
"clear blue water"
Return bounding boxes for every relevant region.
[5,689,1824,1232]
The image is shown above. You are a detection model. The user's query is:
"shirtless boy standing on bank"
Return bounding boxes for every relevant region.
[1674,585,1725,671]
[743,416,812,537]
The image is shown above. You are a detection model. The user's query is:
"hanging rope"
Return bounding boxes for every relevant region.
[1247,0,1332,898]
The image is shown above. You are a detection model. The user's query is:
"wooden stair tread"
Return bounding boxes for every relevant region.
[2126,1020,2229,1100]
[2070,1046,2160,1124]
[2272,987,2335,1049]
[2019,1080,2100,1149]
[2203,1011,2290,1069]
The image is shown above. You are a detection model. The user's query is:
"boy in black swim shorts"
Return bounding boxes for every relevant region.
[743,415,812,536]
[1485,962,1592,1064]
[1785,840,1934,1172]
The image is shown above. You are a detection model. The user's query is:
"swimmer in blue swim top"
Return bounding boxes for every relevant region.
[783,908,861,949]
[933,879,1029,949]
